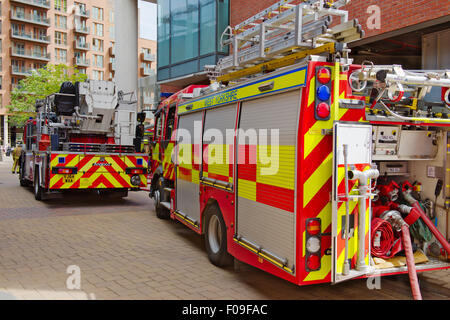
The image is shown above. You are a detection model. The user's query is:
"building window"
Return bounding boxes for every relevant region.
[92,38,103,52]
[14,43,25,55]
[92,70,104,81]
[92,7,103,21]
[93,23,103,37]
[109,26,115,40]
[109,10,114,23]
[55,14,67,29]
[55,0,67,12]
[94,55,103,68]
[55,48,67,63]
[170,0,199,64]
[54,31,67,45]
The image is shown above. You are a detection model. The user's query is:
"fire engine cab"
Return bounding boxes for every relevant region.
[149,0,450,296]
[20,80,149,200]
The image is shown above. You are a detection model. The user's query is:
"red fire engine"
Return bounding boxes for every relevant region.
[149,0,450,297]
[19,80,149,200]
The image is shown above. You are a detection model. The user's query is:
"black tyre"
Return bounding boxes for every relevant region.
[34,170,44,201]
[204,204,233,267]
[19,164,28,187]
[154,177,170,219]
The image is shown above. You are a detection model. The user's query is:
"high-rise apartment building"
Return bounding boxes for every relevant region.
[0,0,157,147]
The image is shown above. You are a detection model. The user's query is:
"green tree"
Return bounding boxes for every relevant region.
[7,64,88,127]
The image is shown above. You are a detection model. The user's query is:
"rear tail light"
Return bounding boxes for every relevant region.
[316,102,330,119]
[305,218,322,271]
[126,168,147,175]
[315,66,332,120]
[307,219,321,236]
[306,254,321,271]
[52,167,78,174]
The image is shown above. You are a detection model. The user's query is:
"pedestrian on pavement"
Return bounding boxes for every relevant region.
[11,144,22,174]
[6,144,11,157]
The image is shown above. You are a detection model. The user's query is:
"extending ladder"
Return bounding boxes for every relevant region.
[213,0,362,81]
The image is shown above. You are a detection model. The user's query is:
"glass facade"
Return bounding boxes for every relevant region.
[157,0,229,82]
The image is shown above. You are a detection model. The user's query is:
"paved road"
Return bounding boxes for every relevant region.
[0,157,449,300]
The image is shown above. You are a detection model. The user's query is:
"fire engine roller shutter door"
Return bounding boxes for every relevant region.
[202,103,237,184]
[176,111,203,225]
[237,89,300,272]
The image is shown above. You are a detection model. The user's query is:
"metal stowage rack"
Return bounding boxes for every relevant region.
[212,0,363,82]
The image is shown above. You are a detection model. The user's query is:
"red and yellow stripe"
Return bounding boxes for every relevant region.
[49,154,148,189]
[300,63,367,283]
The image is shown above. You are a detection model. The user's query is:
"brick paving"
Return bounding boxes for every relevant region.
[0,157,449,300]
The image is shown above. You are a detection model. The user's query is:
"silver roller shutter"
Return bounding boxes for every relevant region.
[236,89,301,271]
[203,104,237,184]
[176,111,203,224]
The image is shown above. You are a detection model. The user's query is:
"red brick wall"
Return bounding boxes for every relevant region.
[230,0,450,38]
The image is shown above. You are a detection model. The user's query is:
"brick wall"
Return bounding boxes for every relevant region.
[230,0,450,38]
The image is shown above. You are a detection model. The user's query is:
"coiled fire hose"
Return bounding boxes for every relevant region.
[371,218,401,259]
[372,212,422,300]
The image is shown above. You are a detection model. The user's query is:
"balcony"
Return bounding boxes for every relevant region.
[109,62,116,71]
[11,66,36,76]
[74,25,90,34]
[74,57,90,67]
[11,30,50,44]
[74,40,90,51]
[10,11,51,27]
[140,66,155,77]
[141,52,156,62]
[11,0,50,9]
[109,46,115,56]
[75,7,89,18]
[11,48,51,61]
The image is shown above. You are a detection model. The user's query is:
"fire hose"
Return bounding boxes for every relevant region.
[402,190,450,255]
[372,211,422,300]
[371,218,402,259]
[401,224,422,300]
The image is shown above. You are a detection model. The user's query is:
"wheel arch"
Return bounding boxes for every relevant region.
[201,198,221,235]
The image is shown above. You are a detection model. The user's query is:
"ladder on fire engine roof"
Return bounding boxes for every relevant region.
[209,0,363,83]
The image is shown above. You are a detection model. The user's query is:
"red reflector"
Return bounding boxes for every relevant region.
[131,169,143,174]
[307,254,321,271]
[316,102,330,119]
[59,169,72,174]
[307,219,321,236]
[317,68,331,84]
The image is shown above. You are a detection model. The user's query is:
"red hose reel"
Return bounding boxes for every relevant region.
[371,218,403,259]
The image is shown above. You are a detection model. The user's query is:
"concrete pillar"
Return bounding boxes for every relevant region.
[3,115,8,147]
[114,0,139,95]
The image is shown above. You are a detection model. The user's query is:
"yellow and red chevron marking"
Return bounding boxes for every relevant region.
[299,63,367,283]
[49,153,148,190]
[202,144,234,184]
[162,142,175,181]
[177,143,201,184]
[237,144,295,212]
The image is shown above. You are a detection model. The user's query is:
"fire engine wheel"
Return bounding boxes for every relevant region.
[154,189,170,219]
[34,171,44,201]
[19,165,28,187]
[204,204,233,267]
[154,177,170,219]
